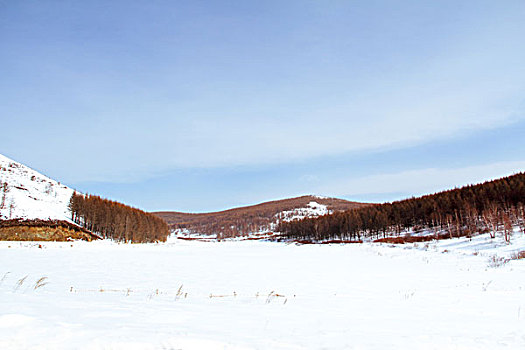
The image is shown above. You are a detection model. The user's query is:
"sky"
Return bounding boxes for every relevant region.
[1,0,524,212]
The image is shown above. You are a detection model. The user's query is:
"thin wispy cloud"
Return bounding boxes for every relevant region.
[320,161,525,201]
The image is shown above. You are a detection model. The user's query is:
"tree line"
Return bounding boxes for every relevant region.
[69,193,169,243]
[276,173,525,242]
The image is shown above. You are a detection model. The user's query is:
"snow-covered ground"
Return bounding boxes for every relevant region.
[1,233,524,349]
[277,201,331,223]
[0,154,73,221]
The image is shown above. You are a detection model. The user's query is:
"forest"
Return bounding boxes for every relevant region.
[276,173,525,242]
[69,193,169,243]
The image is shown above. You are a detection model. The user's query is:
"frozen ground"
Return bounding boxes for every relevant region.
[1,234,525,349]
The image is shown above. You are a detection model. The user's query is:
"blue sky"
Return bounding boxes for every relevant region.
[1,0,524,212]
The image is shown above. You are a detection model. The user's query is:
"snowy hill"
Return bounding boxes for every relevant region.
[155,195,368,238]
[277,200,331,222]
[0,154,74,221]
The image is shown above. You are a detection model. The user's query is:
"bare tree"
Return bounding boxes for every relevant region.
[482,204,499,239]
[502,211,512,243]
[0,182,8,210]
[8,201,15,219]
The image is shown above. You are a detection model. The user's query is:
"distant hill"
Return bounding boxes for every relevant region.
[153,196,369,238]
[277,173,525,243]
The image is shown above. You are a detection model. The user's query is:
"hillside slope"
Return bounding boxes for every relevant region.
[277,172,525,243]
[0,154,168,243]
[154,196,368,238]
[0,154,73,221]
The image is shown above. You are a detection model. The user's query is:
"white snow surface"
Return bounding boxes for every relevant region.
[0,153,74,221]
[313,195,330,200]
[1,232,525,349]
[277,201,331,222]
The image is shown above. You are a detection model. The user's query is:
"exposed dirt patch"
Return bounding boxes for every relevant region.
[373,233,451,244]
[0,219,99,241]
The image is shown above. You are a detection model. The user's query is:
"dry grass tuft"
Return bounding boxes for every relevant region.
[175,284,184,300]
[0,272,10,286]
[487,255,509,268]
[34,277,48,290]
[14,275,28,291]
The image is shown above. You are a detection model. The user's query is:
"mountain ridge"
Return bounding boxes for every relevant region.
[153,195,369,238]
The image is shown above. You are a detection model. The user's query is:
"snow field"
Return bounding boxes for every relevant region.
[1,236,525,349]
